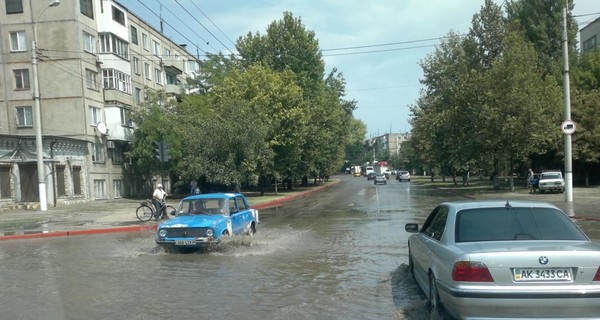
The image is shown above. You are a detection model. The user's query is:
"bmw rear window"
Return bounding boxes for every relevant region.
[456,207,588,242]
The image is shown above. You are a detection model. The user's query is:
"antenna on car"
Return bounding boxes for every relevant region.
[505,201,512,209]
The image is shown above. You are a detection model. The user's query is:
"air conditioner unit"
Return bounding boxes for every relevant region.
[106,141,115,149]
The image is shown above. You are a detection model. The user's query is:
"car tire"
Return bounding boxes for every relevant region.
[246,223,256,236]
[428,274,449,320]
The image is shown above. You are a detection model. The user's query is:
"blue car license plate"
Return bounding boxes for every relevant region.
[513,268,572,282]
[175,240,196,245]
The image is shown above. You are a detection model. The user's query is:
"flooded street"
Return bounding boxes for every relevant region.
[1,175,597,319]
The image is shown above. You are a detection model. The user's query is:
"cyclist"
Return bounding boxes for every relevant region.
[152,184,168,220]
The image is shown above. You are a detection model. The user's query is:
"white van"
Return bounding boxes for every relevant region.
[365,166,374,177]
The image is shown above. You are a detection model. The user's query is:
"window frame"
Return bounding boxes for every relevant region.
[130,25,138,45]
[15,105,33,127]
[80,0,93,18]
[154,68,162,85]
[6,0,23,14]
[13,69,30,90]
[85,69,99,90]
[111,5,125,26]
[89,106,102,125]
[9,30,26,52]
[83,31,96,53]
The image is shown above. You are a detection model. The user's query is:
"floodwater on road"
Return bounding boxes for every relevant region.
[0,175,597,320]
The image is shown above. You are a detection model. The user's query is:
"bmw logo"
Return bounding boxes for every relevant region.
[539,256,549,265]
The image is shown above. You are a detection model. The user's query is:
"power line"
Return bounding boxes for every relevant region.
[322,37,442,52]
[150,0,220,53]
[323,44,436,57]
[135,0,210,56]
[186,0,237,48]
[171,0,236,55]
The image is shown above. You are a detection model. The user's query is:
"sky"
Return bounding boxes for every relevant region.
[117,0,600,138]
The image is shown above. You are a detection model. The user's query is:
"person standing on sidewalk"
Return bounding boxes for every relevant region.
[152,184,168,220]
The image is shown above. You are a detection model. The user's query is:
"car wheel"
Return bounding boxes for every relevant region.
[246,223,256,236]
[428,274,449,320]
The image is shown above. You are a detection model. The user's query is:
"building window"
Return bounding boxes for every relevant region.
[144,63,151,80]
[6,0,23,14]
[16,106,32,127]
[89,106,102,125]
[99,33,129,60]
[152,40,160,56]
[83,31,96,53]
[94,179,106,199]
[56,165,66,197]
[135,87,142,105]
[80,0,93,18]
[132,56,140,74]
[9,31,26,51]
[166,74,177,85]
[73,167,82,195]
[0,166,10,198]
[120,107,132,127]
[142,33,148,51]
[111,144,124,165]
[163,48,171,57]
[111,5,125,25]
[13,69,30,89]
[112,179,122,198]
[130,25,138,45]
[86,69,98,90]
[583,36,597,52]
[92,143,105,163]
[154,68,162,85]
[102,69,132,94]
[186,60,199,73]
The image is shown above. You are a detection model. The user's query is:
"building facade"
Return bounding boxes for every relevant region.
[580,17,600,53]
[371,132,410,157]
[0,0,199,208]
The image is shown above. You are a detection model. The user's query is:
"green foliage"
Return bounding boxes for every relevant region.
[411,1,565,180]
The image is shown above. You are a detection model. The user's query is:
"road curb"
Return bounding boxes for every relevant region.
[0,180,340,241]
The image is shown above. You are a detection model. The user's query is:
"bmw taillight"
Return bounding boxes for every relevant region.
[452,261,494,282]
[593,268,600,282]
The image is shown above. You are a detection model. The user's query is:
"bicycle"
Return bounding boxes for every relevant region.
[136,199,176,222]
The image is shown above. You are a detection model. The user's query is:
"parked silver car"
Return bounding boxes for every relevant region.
[405,199,600,319]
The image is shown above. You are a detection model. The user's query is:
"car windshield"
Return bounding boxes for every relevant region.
[456,207,588,242]
[177,198,226,215]
[541,173,561,179]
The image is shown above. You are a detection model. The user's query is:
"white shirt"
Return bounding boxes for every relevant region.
[153,188,167,201]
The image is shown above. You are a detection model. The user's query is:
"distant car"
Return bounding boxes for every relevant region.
[367,172,377,180]
[374,173,387,185]
[156,193,259,252]
[405,199,600,319]
[397,171,410,182]
[538,171,565,193]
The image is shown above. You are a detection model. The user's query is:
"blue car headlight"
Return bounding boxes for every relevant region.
[158,229,168,237]
[206,229,213,237]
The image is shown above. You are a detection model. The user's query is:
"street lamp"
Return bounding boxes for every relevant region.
[32,0,60,211]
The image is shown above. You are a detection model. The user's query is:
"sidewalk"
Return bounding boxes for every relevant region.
[0,181,340,241]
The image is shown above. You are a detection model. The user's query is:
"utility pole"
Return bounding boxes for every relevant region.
[561,3,573,202]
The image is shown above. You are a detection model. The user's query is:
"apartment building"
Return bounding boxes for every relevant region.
[371,132,410,157]
[0,0,200,208]
[580,17,600,53]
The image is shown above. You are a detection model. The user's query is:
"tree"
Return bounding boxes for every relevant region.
[505,0,578,79]
[570,89,600,186]
[236,11,325,99]
[127,89,181,194]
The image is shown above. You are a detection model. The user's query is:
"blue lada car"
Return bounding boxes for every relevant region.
[156,193,259,251]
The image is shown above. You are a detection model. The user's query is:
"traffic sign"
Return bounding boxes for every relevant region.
[561,120,576,135]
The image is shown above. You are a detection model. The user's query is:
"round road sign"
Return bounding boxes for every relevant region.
[561,120,576,135]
